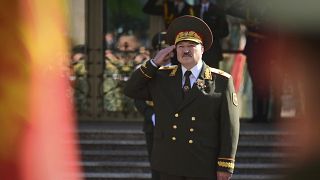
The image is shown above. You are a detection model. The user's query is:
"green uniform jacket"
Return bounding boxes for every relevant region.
[124,60,239,178]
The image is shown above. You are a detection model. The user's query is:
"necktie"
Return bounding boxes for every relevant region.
[183,70,192,97]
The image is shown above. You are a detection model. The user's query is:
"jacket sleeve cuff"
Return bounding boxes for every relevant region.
[217,158,235,174]
[139,59,159,79]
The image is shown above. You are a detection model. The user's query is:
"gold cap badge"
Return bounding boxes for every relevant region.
[175,31,202,45]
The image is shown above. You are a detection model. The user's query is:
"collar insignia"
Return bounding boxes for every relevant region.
[204,68,212,80]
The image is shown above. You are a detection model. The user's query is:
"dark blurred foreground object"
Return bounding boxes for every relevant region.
[280,34,320,179]
[243,25,273,123]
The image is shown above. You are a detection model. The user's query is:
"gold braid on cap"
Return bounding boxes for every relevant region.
[175,31,202,45]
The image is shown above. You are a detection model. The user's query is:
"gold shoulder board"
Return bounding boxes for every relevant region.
[210,68,231,78]
[159,65,178,70]
[159,65,178,76]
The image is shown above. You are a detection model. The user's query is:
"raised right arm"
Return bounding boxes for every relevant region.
[124,60,158,100]
[124,45,175,99]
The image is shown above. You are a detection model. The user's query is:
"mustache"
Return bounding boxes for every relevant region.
[183,52,192,57]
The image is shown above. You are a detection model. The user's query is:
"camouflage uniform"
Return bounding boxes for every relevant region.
[72,58,88,112]
[103,50,143,114]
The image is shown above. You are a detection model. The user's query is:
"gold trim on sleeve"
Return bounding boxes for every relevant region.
[139,67,152,79]
[217,161,235,169]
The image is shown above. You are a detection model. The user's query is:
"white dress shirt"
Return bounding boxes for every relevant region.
[181,60,203,88]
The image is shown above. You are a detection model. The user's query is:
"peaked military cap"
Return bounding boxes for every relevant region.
[167,15,213,51]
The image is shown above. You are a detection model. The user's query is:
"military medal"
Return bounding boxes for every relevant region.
[196,79,205,89]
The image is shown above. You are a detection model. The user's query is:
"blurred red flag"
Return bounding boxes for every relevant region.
[0,0,82,180]
[231,53,246,93]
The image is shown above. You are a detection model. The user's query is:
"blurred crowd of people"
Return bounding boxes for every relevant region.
[70,32,152,115]
[103,33,151,115]
[69,45,88,113]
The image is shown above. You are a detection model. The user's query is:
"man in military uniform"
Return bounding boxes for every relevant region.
[124,16,239,180]
[143,0,194,28]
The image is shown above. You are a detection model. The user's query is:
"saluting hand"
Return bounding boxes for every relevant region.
[217,171,232,180]
[153,45,175,66]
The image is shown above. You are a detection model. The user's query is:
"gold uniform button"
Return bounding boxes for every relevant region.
[189,128,194,132]
[173,125,177,129]
[188,140,193,144]
[175,113,179,117]
[172,137,176,141]
[191,117,196,121]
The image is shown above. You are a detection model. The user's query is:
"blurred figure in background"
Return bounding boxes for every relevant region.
[103,33,150,116]
[105,32,116,50]
[70,45,88,113]
[194,0,229,68]
[280,34,320,180]
[143,0,194,28]
[243,24,273,123]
